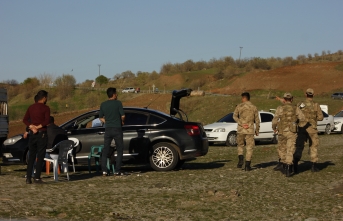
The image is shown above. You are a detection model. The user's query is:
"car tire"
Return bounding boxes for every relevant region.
[324,124,331,135]
[175,159,185,169]
[25,150,29,165]
[341,125,343,134]
[272,135,278,144]
[226,132,237,147]
[208,142,214,146]
[149,142,179,171]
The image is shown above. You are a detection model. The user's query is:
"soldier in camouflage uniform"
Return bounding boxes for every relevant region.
[233,92,260,171]
[293,88,323,173]
[272,93,304,177]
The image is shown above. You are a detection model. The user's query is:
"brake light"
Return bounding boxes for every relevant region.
[185,125,200,136]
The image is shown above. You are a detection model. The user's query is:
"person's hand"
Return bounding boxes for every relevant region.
[273,129,278,134]
[23,132,28,139]
[29,125,38,134]
[276,96,286,104]
[255,131,259,136]
[242,124,249,129]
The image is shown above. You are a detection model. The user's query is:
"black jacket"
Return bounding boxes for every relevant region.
[47,123,68,150]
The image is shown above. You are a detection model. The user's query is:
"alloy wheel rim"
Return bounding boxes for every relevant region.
[152,146,174,168]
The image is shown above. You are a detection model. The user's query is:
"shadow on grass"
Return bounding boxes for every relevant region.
[180,160,229,170]
[253,161,278,169]
[297,160,335,174]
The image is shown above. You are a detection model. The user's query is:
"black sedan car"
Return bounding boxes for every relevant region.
[1,89,208,171]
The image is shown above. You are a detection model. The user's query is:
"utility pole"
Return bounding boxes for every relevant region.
[239,47,243,60]
[98,64,101,76]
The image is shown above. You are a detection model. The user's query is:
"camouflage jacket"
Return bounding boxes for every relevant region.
[233,101,260,135]
[272,102,305,134]
[297,99,323,131]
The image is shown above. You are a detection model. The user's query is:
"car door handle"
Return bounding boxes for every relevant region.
[97,132,105,135]
[67,131,71,135]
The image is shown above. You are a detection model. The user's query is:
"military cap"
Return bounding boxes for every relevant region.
[306,88,314,95]
[283,92,293,98]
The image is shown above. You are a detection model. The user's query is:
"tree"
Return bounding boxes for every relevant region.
[121,70,135,79]
[307,53,313,60]
[54,74,76,99]
[2,79,18,85]
[95,75,109,86]
[296,55,306,64]
[38,73,54,88]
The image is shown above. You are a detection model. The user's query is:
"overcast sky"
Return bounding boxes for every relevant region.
[1,0,342,83]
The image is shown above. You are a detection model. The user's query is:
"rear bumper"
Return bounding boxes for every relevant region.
[180,137,208,160]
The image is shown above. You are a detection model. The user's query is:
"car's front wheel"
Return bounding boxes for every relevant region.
[226,132,237,147]
[272,134,278,144]
[150,142,179,171]
[324,124,331,135]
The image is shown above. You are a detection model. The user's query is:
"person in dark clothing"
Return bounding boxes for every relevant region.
[99,87,125,176]
[23,90,50,184]
[47,116,68,153]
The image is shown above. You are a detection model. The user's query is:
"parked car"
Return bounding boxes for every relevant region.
[204,111,277,146]
[1,89,208,171]
[317,110,335,134]
[331,92,343,99]
[333,110,343,134]
[121,87,135,93]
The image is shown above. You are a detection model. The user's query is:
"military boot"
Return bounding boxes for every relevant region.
[280,163,287,174]
[237,155,244,168]
[285,164,292,177]
[244,161,252,171]
[311,162,320,172]
[273,159,283,171]
[293,158,300,174]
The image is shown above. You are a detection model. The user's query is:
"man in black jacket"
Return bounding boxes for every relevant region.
[47,116,68,151]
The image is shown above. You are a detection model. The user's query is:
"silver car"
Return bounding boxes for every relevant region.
[333,110,343,134]
[331,92,343,99]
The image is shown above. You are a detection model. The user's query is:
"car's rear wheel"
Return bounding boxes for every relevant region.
[150,142,179,171]
[324,124,331,135]
[208,142,214,146]
[341,125,343,134]
[226,132,237,147]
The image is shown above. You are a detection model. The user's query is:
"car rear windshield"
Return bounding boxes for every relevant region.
[217,113,236,123]
[334,111,343,117]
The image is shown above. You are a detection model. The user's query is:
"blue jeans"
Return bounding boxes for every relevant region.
[102,127,124,173]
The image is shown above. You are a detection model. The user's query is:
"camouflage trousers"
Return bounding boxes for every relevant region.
[294,127,319,162]
[237,133,255,161]
[277,131,297,165]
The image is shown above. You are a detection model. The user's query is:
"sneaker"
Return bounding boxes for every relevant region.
[114,172,129,176]
[33,179,44,184]
[102,172,108,177]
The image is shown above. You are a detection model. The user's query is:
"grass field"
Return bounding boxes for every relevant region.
[0,134,342,220]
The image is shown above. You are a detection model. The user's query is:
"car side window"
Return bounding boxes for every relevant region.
[148,115,166,125]
[217,113,235,123]
[124,112,148,126]
[260,113,273,123]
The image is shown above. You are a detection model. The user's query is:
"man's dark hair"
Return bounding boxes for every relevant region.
[36,90,48,101]
[49,116,54,124]
[241,92,250,101]
[34,95,38,103]
[106,87,117,98]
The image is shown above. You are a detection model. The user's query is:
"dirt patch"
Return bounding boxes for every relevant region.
[223,62,343,94]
